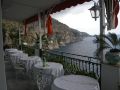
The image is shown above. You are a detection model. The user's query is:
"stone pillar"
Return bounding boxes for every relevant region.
[0,0,7,90]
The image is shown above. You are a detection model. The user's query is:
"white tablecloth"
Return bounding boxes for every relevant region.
[5,48,18,52]
[34,62,64,78]
[6,50,23,60]
[10,53,28,65]
[20,56,42,72]
[52,75,100,90]
[6,49,22,54]
[5,48,19,57]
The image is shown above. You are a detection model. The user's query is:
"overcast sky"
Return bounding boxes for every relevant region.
[51,1,120,35]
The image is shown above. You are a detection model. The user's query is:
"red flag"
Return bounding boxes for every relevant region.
[46,15,53,36]
[112,0,119,29]
[105,0,119,30]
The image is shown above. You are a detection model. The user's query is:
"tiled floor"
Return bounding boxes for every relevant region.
[5,59,38,90]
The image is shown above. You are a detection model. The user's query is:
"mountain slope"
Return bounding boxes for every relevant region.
[52,18,90,43]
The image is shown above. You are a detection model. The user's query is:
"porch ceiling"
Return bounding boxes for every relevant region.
[2,0,64,21]
[2,0,91,22]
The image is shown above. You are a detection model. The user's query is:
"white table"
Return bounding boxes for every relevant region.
[20,56,42,72]
[10,53,28,65]
[52,75,100,90]
[5,49,22,54]
[6,50,23,60]
[5,48,18,52]
[34,62,64,78]
[5,48,18,57]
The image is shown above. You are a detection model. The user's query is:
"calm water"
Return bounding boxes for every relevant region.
[54,37,100,75]
[56,37,97,57]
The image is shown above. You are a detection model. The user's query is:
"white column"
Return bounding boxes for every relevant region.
[0,0,7,90]
[99,0,111,90]
[35,12,42,57]
[38,13,42,50]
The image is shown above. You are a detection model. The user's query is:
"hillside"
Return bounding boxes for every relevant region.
[52,18,90,43]
[2,19,90,50]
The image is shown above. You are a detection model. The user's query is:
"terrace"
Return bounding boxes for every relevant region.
[1,0,120,90]
[4,47,100,90]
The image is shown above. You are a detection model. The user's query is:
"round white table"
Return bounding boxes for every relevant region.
[6,49,22,54]
[5,48,18,52]
[10,53,28,65]
[7,50,23,59]
[52,75,100,90]
[5,48,19,57]
[34,62,64,78]
[20,56,42,72]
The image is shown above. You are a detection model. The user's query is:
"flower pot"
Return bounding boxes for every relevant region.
[105,51,120,65]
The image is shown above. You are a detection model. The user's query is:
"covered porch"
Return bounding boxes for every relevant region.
[0,0,119,90]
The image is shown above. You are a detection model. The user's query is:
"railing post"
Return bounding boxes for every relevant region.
[88,58,91,73]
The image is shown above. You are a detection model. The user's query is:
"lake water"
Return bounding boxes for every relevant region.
[56,36,97,57]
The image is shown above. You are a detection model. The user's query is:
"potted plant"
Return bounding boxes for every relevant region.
[94,33,120,65]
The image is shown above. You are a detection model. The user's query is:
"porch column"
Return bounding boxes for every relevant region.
[99,0,105,62]
[99,2,105,89]
[0,0,7,90]
[38,12,47,57]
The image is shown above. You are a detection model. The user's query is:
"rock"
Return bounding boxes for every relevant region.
[51,18,90,49]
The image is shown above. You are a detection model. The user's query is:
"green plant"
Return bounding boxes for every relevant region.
[22,45,35,56]
[94,33,120,65]
[42,34,49,50]
[9,28,19,48]
[2,20,22,48]
[94,33,120,57]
